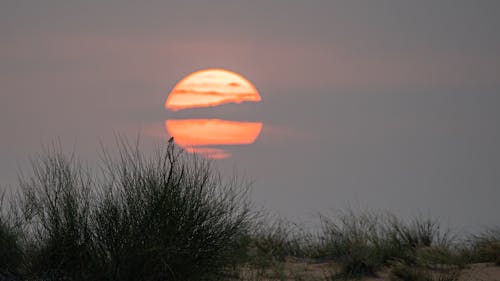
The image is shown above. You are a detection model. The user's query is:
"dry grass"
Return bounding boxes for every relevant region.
[1,141,500,280]
[6,140,253,280]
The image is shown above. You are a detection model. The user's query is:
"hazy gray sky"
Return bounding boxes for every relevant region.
[1,1,500,231]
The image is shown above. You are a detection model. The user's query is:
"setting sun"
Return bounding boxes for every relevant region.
[165,68,261,111]
[165,68,263,158]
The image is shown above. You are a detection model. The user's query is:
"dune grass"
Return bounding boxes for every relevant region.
[5,140,253,281]
[1,141,500,281]
[316,210,459,279]
[464,227,500,265]
[0,192,23,280]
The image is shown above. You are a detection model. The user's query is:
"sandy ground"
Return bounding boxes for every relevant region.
[363,263,500,281]
[458,263,500,281]
[237,261,500,281]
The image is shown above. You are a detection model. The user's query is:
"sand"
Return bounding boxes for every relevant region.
[237,261,500,281]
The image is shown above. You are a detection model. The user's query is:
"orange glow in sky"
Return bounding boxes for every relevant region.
[165,69,261,111]
[165,119,263,147]
[183,147,232,159]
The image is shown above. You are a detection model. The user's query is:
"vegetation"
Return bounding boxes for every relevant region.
[464,227,500,265]
[0,192,23,280]
[2,141,252,281]
[317,210,455,278]
[0,141,500,281]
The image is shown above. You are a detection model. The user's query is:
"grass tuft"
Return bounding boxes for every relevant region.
[1,140,500,280]
[15,140,253,281]
[465,227,500,265]
[318,210,456,278]
[0,191,23,280]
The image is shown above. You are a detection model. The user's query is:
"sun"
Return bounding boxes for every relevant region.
[165,68,261,111]
[165,68,263,159]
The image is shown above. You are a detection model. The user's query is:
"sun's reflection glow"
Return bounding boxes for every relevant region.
[184,147,231,159]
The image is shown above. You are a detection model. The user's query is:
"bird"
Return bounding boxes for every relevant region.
[168,137,174,144]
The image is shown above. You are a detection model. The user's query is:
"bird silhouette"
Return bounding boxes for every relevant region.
[168,137,174,143]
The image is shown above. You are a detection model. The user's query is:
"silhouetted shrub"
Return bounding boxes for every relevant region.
[19,148,96,280]
[0,192,23,280]
[90,140,252,281]
[17,140,252,281]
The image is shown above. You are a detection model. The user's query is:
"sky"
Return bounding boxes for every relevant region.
[1,0,500,232]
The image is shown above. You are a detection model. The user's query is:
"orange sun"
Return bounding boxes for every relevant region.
[165,68,261,111]
[165,68,263,159]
